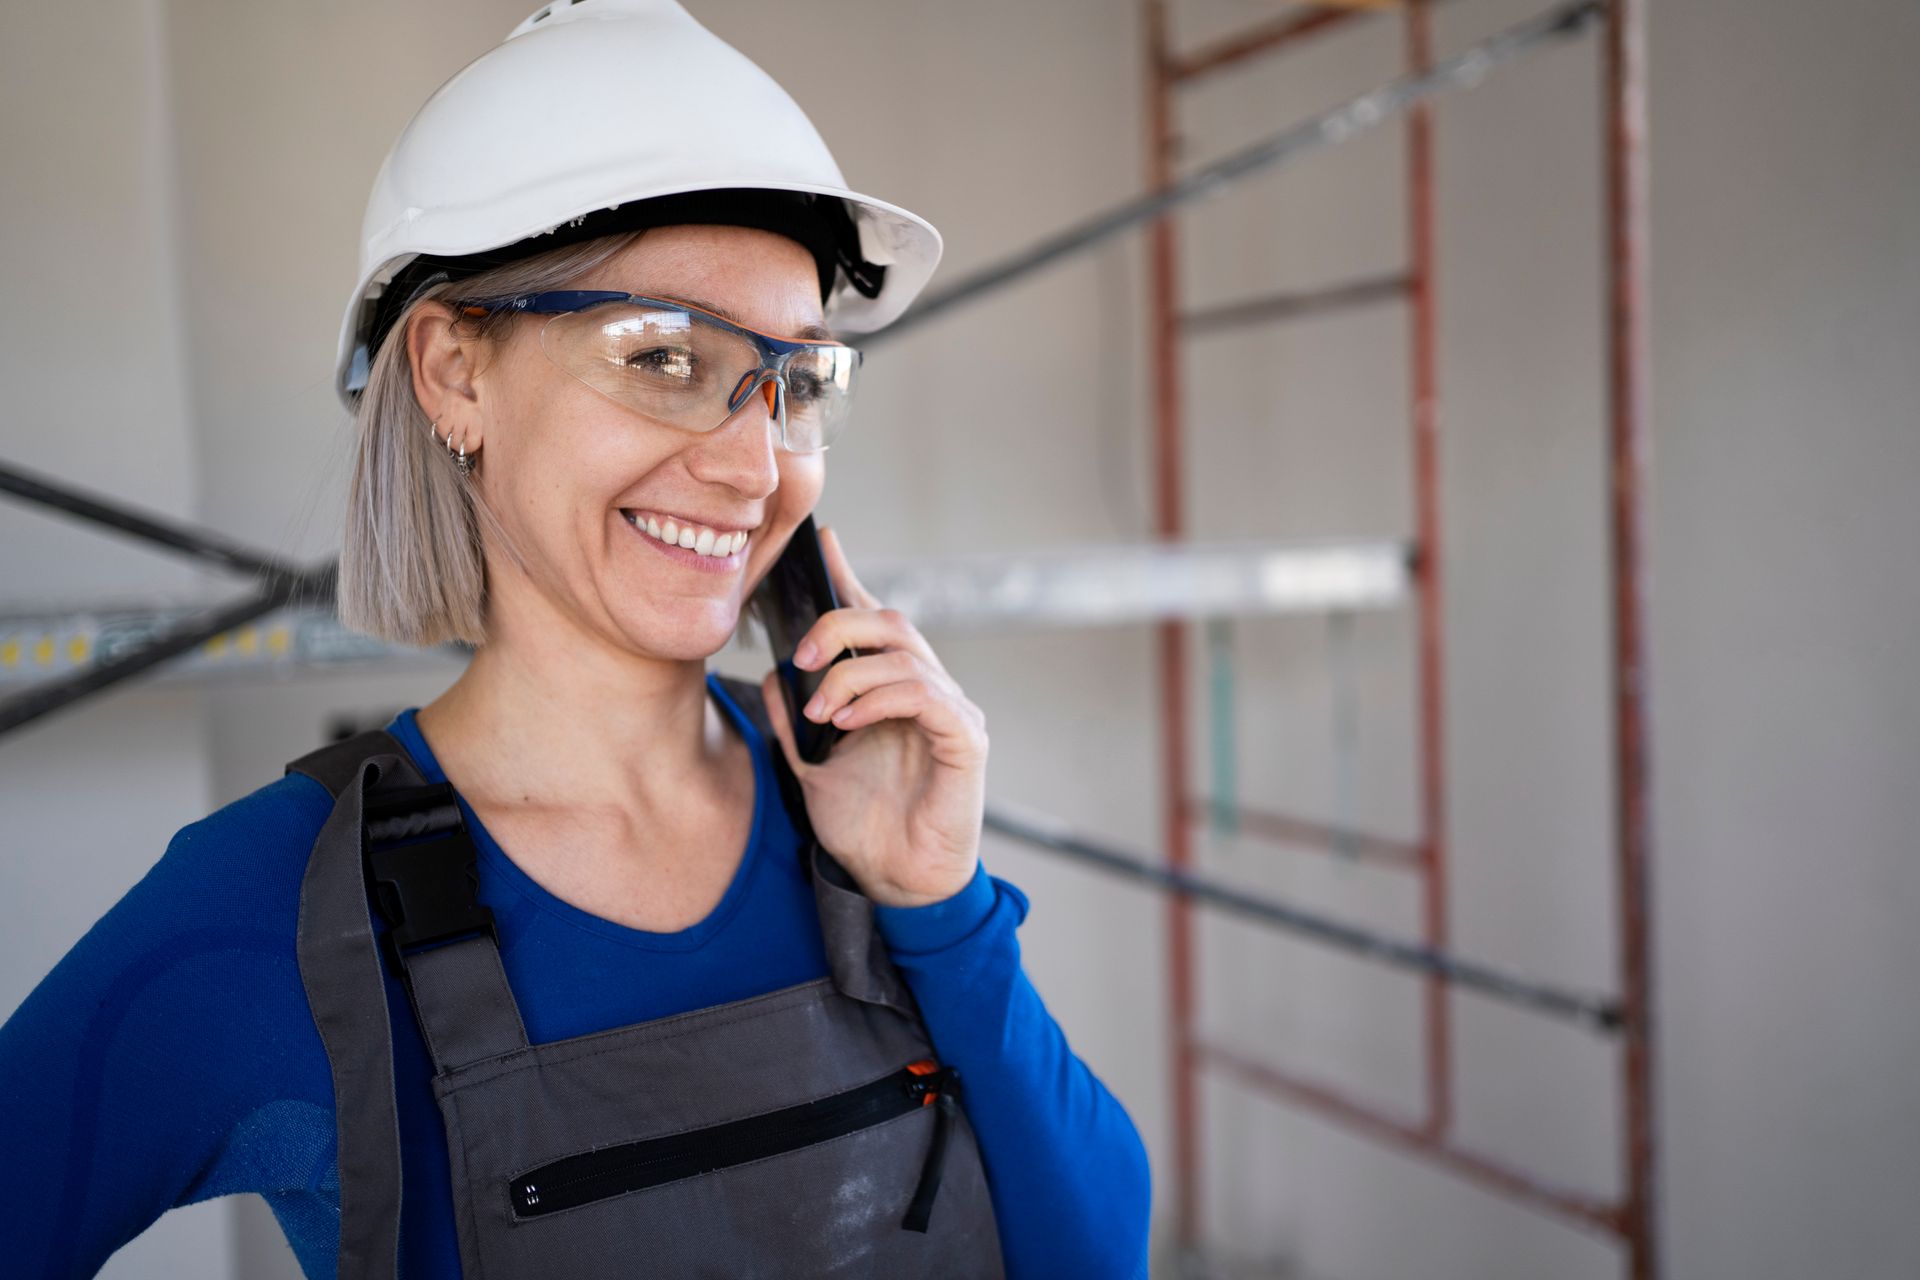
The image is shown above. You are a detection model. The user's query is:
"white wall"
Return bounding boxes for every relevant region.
[3,1,1915,1277]
[0,1,231,1275]
[1648,2,1920,1275]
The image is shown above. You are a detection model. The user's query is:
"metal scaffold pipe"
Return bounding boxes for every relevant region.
[0,458,311,581]
[0,458,340,735]
[0,567,336,735]
[869,0,1603,346]
[983,800,1623,1032]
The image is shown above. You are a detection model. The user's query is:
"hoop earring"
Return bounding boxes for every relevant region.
[453,426,477,477]
[429,417,479,477]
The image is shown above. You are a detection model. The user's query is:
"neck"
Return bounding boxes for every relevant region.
[414,584,736,817]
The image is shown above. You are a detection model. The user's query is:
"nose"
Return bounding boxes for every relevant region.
[725,369,788,446]
[721,372,783,422]
[688,370,783,497]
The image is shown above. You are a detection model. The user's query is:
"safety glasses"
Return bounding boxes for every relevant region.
[452,290,861,454]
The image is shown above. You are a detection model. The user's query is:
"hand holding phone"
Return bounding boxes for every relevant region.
[747,518,993,911]
[749,513,860,764]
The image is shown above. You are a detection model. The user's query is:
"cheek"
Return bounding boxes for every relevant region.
[493,395,661,529]
[492,424,589,530]
[743,456,827,587]
[768,455,826,536]
[775,453,826,511]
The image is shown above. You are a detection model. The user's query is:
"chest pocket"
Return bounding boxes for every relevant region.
[288,677,1005,1279]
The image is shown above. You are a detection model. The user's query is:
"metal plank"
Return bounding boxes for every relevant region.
[859,537,1411,630]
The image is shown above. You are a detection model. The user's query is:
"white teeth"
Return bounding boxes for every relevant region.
[626,510,750,558]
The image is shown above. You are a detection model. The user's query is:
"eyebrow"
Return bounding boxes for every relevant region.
[656,293,836,343]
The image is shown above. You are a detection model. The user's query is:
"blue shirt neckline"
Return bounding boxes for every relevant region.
[380,671,773,953]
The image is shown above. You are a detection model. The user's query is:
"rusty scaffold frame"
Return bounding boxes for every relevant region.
[1139,0,1656,1276]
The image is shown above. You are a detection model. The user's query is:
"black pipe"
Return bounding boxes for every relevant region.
[983,802,1623,1032]
[0,563,336,736]
[0,458,309,581]
[870,0,1601,345]
[1181,273,1412,336]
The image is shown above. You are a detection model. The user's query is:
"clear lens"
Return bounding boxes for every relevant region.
[541,302,741,426]
[539,301,858,453]
[779,344,860,452]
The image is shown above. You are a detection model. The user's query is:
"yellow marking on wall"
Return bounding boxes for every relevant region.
[266,627,291,656]
[205,633,229,658]
[67,634,91,664]
[34,635,55,666]
[1,638,19,668]
[236,627,259,657]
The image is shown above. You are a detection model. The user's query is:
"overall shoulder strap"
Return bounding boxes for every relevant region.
[288,730,530,1279]
[714,673,812,843]
[288,728,412,796]
[712,672,920,1020]
[288,735,411,1280]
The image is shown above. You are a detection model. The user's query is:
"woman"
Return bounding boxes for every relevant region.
[0,1,1150,1277]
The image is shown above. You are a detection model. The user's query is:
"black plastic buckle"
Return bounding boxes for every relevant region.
[363,781,497,977]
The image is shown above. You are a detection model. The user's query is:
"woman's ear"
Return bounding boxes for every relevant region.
[406,301,488,454]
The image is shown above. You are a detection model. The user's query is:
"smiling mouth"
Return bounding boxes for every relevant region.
[620,509,752,559]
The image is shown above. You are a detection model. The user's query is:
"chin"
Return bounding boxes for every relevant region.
[612,600,741,663]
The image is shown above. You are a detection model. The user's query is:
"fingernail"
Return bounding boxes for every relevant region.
[805,691,825,720]
[795,638,818,668]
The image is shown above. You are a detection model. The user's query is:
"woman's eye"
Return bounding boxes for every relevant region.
[625,346,698,382]
[787,370,826,403]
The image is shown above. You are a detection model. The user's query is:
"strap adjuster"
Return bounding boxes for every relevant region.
[363,781,497,976]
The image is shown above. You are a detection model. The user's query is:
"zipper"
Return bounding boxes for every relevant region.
[509,1058,962,1229]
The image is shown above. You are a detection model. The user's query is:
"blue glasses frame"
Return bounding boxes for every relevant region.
[452,290,860,453]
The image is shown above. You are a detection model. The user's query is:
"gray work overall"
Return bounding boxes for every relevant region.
[288,674,1005,1278]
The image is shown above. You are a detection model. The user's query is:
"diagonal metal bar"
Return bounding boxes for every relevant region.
[1197,1040,1627,1237]
[984,798,1622,1031]
[869,0,1601,346]
[0,561,336,736]
[0,457,309,581]
[1180,272,1411,336]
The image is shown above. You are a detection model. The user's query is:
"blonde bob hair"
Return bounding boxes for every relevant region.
[337,230,650,648]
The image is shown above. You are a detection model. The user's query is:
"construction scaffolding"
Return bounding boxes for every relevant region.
[1137,1,1656,1277]
[0,1,1653,1274]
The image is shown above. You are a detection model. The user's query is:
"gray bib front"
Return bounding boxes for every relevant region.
[287,676,1005,1278]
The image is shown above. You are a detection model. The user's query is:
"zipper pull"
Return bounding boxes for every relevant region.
[901,1062,961,1232]
[904,1057,947,1104]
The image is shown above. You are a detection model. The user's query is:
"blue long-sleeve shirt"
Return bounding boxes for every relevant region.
[0,672,1150,1277]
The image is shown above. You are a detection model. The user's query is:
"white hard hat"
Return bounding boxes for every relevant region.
[334,0,943,412]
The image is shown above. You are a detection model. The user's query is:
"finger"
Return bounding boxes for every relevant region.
[821,675,988,768]
[760,669,818,779]
[800,648,927,723]
[818,524,882,610]
[796,603,943,674]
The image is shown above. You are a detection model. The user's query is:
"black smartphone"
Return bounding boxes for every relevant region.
[750,513,861,764]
